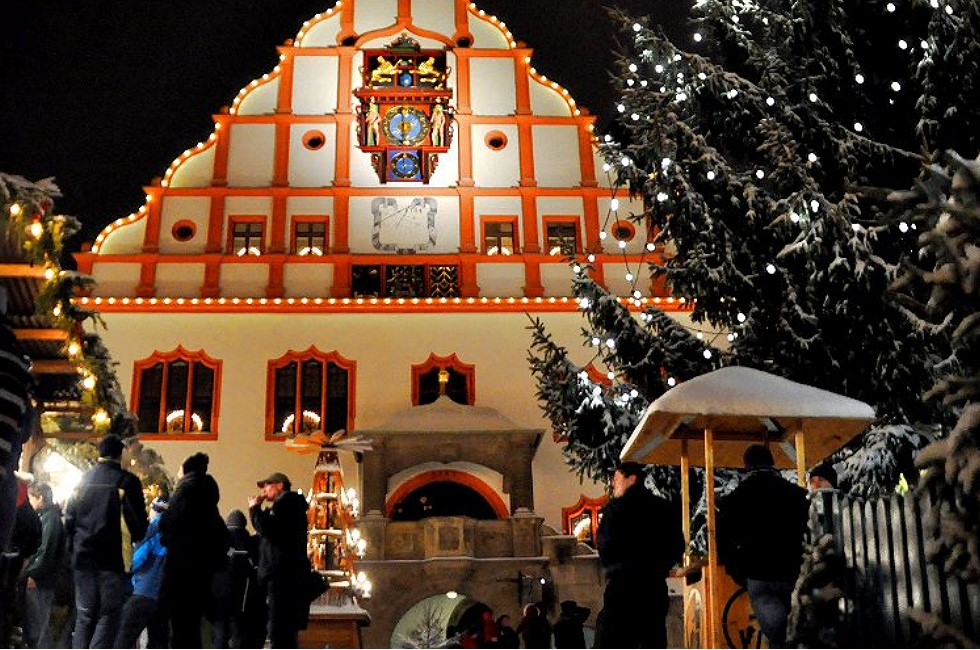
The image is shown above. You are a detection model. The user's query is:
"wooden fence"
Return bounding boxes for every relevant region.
[812,490,979,647]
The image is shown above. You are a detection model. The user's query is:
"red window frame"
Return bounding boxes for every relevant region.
[131,346,222,440]
[265,346,356,440]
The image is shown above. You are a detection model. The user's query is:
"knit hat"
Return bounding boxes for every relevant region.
[809,462,838,488]
[97,434,125,459]
[743,444,774,469]
[225,509,247,529]
[181,452,209,475]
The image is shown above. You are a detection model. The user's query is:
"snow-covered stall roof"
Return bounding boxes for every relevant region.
[621,366,875,469]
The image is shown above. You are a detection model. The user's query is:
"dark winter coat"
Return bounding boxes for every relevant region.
[516,609,552,649]
[552,614,586,648]
[250,490,309,585]
[596,482,684,581]
[23,503,64,587]
[717,467,809,583]
[65,458,148,572]
[210,525,259,619]
[160,471,229,574]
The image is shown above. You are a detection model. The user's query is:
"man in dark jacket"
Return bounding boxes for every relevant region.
[65,433,147,649]
[24,481,65,648]
[249,471,310,649]
[210,509,266,649]
[595,461,684,648]
[160,452,230,649]
[717,444,809,649]
[552,600,589,648]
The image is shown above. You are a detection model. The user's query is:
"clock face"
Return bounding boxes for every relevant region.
[382,106,430,145]
[390,151,421,180]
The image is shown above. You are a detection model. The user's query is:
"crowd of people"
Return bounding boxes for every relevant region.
[2,433,312,649]
[443,598,589,649]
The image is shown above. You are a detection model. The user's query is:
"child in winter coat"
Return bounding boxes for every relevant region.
[114,497,169,649]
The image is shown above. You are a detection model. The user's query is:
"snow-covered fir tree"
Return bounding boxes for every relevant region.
[531,0,980,498]
[885,152,980,648]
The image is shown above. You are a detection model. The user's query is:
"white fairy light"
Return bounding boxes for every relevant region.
[625,272,634,282]
[631,113,640,121]
[633,22,642,32]
[646,242,656,252]
[606,338,616,349]
[898,39,908,50]
[673,54,681,62]
[618,240,627,249]
[667,377,676,387]
[633,290,642,299]
[656,192,669,202]
[655,64,664,73]
[755,170,765,179]
[604,134,613,143]
[766,97,775,106]
[898,222,909,233]
[886,2,895,11]
[765,263,777,274]
[807,153,818,163]
[854,122,863,132]
[891,81,901,92]
[661,157,672,169]
[676,91,688,101]
[920,40,929,50]
[810,199,820,212]
[706,171,716,180]
[945,5,953,14]
[929,0,939,8]
[617,103,626,113]
[640,80,648,87]
[732,14,739,23]
[698,72,707,80]
[736,312,746,323]
[852,223,861,232]
[855,73,865,84]
[727,89,738,99]
[591,337,601,346]
[696,332,704,340]
[610,198,620,210]
[694,32,702,42]
[587,254,596,263]
[602,162,611,172]
[809,92,818,102]
[579,371,589,381]
[702,349,712,359]
[621,156,631,167]
[627,79,634,87]
[790,212,800,223]
[628,63,638,73]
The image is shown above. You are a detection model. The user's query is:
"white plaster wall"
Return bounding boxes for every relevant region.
[475,263,524,297]
[470,58,517,116]
[283,263,334,298]
[225,196,273,222]
[529,78,573,117]
[532,125,581,188]
[536,197,584,225]
[88,262,142,297]
[471,124,520,188]
[97,218,147,256]
[349,121,383,187]
[289,123,337,187]
[467,12,511,49]
[603,263,647,298]
[355,0,399,34]
[293,56,339,115]
[218,263,269,298]
[169,145,215,188]
[94,310,610,529]
[298,13,342,47]
[237,78,279,116]
[226,124,276,187]
[410,0,457,40]
[158,197,210,255]
[473,196,521,219]
[155,263,206,298]
[540,262,576,297]
[427,124,460,187]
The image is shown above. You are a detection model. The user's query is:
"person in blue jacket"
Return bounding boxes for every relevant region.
[114,497,170,649]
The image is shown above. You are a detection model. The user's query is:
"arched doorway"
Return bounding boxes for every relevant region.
[390,593,488,648]
[386,470,509,520]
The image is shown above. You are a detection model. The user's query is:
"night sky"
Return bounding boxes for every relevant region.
[1,0,688,246]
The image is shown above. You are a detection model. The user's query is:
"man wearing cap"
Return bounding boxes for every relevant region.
[65,433,148,649]
[249,472,310,648]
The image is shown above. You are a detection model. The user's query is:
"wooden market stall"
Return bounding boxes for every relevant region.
[620,366,875,648]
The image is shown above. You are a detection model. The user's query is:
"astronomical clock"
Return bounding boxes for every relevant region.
[355,34,454,183]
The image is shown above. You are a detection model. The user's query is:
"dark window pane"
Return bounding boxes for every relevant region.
[165,361,189,431]
[325,362,348,434]
[137,363,164,433]
[546,222,577,255]
[295,222,326,254]
[484,222,515,255]
[191,364,214,432]
[300,360,323,431]
[274,362,297,435]
[418,366,469,405]
[352,265,381,298]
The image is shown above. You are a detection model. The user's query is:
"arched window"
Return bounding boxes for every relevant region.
[266,347,355,440]
[411,353,475,406]
[561,494,608,548]
[132,346,221,439]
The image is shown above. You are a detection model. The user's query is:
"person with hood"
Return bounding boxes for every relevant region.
[65,433,148,649]
[595,461,684,648]
[515,603,552,649]
[114,497,170,649]
[248,471,310,649]
[159,452,230,648]
[210,509,265,649]
[23,481,64,649]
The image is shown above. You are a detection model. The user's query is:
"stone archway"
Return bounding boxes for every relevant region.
[385,469,510,519]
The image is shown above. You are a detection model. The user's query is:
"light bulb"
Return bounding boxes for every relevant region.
[891,81,901,92]
[646,242,655,252]
[610,198,620,210]
[755,170,765,179]
[808,92,818,102]
[628,63,638,73]
[702,349,712,359]
[655,64,664,73]
[618,240,627,249]
[693,32,702,42]
[898,39,908,50]
[855,74,865,84]
[633,22,642,32]
[766,97,775,107]
[766,263,777,275]
[810,199,820,212]
[898,222,909,233]
[599,231,608,240]
[807,153,818,163]
[854,122,863,132]
[706,171,716,180]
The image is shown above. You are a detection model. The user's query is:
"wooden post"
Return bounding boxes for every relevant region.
[681,439,691,550]
[795,429,807,488]
[705,427,719,647]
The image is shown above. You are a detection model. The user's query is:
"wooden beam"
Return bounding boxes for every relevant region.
[0,264,45,278]
[14,329,67,341]
[30,359,76,374]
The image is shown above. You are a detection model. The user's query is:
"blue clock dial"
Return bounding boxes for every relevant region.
[382,106,430,146]
[390,151,421,179]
